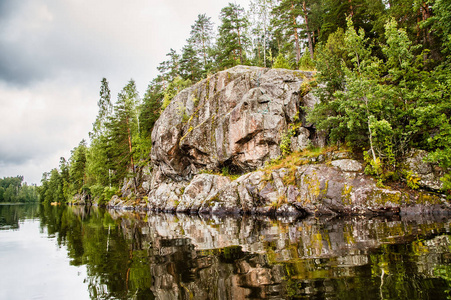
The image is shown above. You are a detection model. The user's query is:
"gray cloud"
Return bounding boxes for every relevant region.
[0,0,249,183]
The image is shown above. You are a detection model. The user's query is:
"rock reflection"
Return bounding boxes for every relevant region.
[36,205,451,299]
[105,211,451,299]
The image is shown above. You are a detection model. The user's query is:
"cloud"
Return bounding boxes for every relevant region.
[0,0,249,184]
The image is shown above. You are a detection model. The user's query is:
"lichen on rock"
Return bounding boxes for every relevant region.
[109,66,449,217]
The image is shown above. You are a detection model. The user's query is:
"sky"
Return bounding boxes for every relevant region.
[0,0,249,184]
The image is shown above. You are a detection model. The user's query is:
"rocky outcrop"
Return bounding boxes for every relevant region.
[403,149,444,191]
[196,159,448,217]
[108,66,448,217]
[111,154,448,217]
[151,65,319,179]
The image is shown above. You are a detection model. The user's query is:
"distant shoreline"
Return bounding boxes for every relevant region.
[0,202,37,205]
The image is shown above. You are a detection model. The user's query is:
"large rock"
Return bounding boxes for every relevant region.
[151,66,320,179]
[403,149,444,191]
[176,174,231,213]
[197,163,449,217]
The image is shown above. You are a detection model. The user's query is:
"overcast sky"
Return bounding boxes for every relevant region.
[0,0,250,184]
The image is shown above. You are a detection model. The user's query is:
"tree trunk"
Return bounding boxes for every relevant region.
[237,27,244,64]
[348,0,354,18]
[291,1,301,64]
[126,117,137,193]
[302,1,314,60]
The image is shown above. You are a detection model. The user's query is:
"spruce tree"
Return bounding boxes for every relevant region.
[91,78,113,139]
[110,80,140,183]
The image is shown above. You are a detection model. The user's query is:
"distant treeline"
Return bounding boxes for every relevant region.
[0,176,39,203]
[39,0,451,204]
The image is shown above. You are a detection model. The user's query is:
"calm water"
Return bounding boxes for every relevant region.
[1,204,451,299]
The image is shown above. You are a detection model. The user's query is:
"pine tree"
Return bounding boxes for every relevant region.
[180,39,202,82]
[69,140,88,194]
[271,0,302,66]
[157,49,180,86]
[215,3,250,70]
[249,0,275,67]
[190,14,214,74]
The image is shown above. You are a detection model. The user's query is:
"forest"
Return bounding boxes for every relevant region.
[38,0,451,204]
[0,176,39,203]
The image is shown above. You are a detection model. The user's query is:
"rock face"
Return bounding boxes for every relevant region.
[108,66,448,217]
[403,149,444,191]
[151,65,319,179]
[194,160,449,217]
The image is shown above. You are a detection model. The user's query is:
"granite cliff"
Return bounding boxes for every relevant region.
[108,66,449,216]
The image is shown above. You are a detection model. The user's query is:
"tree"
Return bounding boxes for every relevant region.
[69,140,88,194]
[140,81,163,138]
[91,78,113,139]
[215,3,250,69]
[109,80,141,185]
[189,14,214,74]
[157,49,180,86]
[180,39,202,82]
[59,157,70,201]
[249,0,275,67]
[424,0,451,56]
[271,0,302,65]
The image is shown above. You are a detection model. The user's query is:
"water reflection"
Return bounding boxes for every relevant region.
[0,203,39,230]
[35,205,451,299]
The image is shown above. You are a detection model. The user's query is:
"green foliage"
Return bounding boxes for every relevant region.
[221,166,230,177]
[298,50,315,70]
[364,151,382,177]
[69,140,88,195]
[215,3,250,70]
[404,170,420,190]
[0,176,38,203]
[91,185,119,205]
[272,52,291,69]
[162,76,192,110]
[280,127,295,156]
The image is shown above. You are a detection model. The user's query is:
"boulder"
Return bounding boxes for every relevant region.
[151,66,320,179]
[176,174,231,213]
[403,149,444,191]
[290,127,311,152]
[197,163,448,217]
[331,159,363,172]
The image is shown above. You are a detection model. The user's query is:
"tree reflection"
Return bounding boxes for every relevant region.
[37,205,451,299]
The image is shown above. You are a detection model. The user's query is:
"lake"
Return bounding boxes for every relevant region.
[1,203,451,299]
